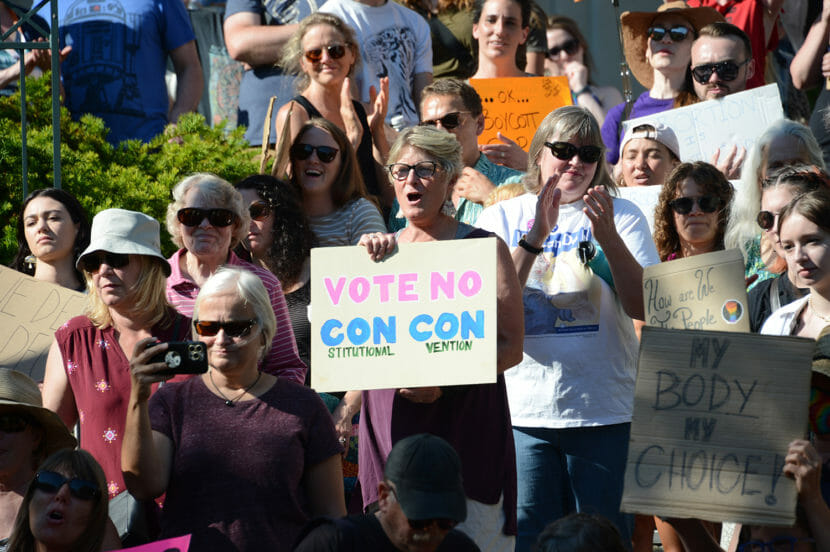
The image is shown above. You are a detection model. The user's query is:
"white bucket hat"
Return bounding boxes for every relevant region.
[77,209,170,276]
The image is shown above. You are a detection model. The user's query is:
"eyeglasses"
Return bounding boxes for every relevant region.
[304,43,346,63]
[547,38,579,59]
[669,195,721,215]
[691,59,750,84]
[544,141,602,164]
[0,413,30,433]
[647,25,691,43]
[33,471,101,501]
[80,251,130,273]
[387,161,439,181]
[738,536,816,552]
[419,111,470,130]
[291,143,339,163]
[177,208,237,228]
[756,210,778,231]
[193,319,258,338]
[249,201,271,221]
[388,487,458,531]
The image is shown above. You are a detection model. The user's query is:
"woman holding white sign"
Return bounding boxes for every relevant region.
[357,125,524,552]
[476,104,660,551]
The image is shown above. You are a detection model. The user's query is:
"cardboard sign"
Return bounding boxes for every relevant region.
[642,249,749,332]
[311,239,497,392]
[115,535,191,551]
[622,327,813,526]
[622,84,783,162]
[471,76,572,150]
[0,265,86,381]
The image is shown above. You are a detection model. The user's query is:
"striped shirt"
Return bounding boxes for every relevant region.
[309,198,386,247]
[166,249,307,384]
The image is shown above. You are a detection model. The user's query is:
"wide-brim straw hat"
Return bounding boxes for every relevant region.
[77,208,170,276]
[0,369,76,455]
[621,1,724,89]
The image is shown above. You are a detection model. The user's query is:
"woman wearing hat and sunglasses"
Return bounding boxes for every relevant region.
[165,173,306,384]
[601,1,723,167]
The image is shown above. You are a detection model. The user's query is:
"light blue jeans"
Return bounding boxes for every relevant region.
[513,423,632,552]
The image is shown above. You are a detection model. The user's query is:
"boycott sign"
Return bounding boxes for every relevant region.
[642,249,749,332]
[0,265,86,380]
[311,239,497,392]
[471,76,572,150]
[622,328,813,526]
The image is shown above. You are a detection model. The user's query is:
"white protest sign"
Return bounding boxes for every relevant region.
[622,327,813,526]
[622,84,783,162]
[310,239,497,392]
[617,186,662,234]
[0,265,86,380]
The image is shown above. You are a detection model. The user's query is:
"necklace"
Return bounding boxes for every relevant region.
[809,296,830,323]
[208,369,262,407]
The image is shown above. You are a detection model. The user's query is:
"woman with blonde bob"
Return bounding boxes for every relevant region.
[42,209,190,540]
[477,105,660,550]
[165,173,306,383]
[123,267,345,551]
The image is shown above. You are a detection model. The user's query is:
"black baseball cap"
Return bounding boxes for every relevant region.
[384,434,467,522]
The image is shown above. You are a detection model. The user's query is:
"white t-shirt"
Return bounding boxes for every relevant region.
[760,294,809,337]
[318,0,432,128]
[477,192,660,428]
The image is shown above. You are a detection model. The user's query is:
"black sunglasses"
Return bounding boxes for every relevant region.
[547,38,579,59]
[249,201,271,221]
[80,251,130,273]
[0,413,30,433]
[669,195,721,215]
[177,208,237,228]
[194,319,258,338]
[33,471,101,501]
[419,111,470,130]
[647,25,691,43]
[691,59,750,84]
[291,143,339,163]
[544,141,602,164]
[756,210,777,231]
[304,43,346,63]
[387,161,439,181]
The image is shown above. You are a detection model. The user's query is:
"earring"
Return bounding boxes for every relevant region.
[24,255,36,271]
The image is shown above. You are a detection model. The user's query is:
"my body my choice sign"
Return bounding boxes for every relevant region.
[310,239,497,392]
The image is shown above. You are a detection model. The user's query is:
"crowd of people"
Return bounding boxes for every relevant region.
[7,0,830,551]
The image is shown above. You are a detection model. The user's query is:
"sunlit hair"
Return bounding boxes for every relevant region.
[420,79,483,117]
[535,513,628,552]
[546,15,595,82]
[697,22,752,59]
[166,173,250,250]
[85,255,172,330]
[777,187,830,240]
[653,161,734,261]
[397,0,473,13]
[524,105,615,195]
[193,267,277,359]
[291,118,373,210]
[7,449,108,552]
[387,126,463,185]
[279,13,360,93]
[12,188,90,283]
[233,175,318,287]
[725,119,824,257]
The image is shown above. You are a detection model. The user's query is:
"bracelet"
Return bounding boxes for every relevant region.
[518,235,543,255]
[574,86,592,97]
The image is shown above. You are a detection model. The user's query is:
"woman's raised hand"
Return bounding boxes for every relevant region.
[129,338,172,403]
[340,77,364,150]
[358,231,398,262]
[479,132,529,171]
[527,174,562,245]
[583,185,617,246]
[367,76,389,135]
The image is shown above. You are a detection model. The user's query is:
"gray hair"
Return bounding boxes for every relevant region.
[387,126,463,183]
[166,173,250,250]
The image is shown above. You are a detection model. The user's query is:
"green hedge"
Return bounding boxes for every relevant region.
[0,73,260,264]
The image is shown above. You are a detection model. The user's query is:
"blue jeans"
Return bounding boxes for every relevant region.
[513,424,632,552]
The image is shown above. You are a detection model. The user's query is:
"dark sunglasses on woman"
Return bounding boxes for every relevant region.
[249,201,271,221]
[669,195,721,215]
[547,38,579,59]
[80,251,130,273]
[691,59,750,84]
[304,44,346,63]
[194,319,258,338]
[177,208,237,228]
[291,143,339,163]
[756,210,777,231]
[33,471,101,500]
[544,141,602,164]
[419,111,470,130]
[647,25,690,43]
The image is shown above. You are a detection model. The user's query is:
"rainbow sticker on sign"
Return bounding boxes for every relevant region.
[722,300,744,324]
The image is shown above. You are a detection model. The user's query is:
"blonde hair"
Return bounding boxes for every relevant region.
[485,182,526,207]
[387,126,463,184]
[85,256,172,329]
[166,173,250,250]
